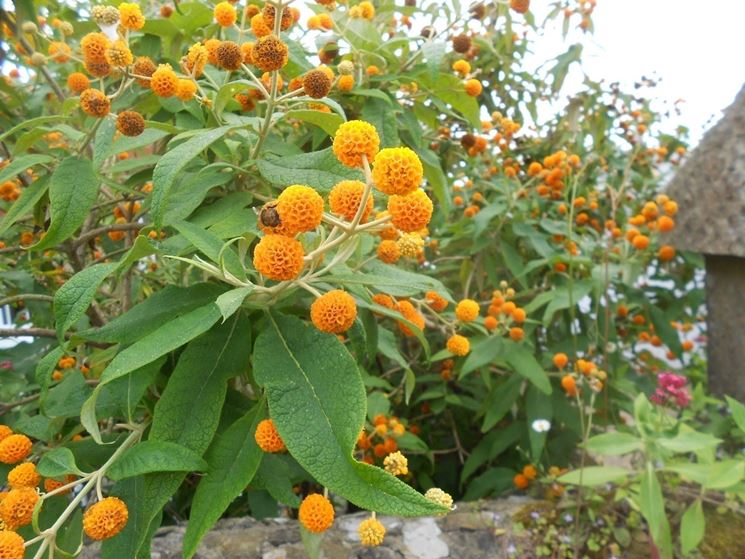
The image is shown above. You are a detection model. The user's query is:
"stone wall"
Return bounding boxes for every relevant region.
[81,497,539,559]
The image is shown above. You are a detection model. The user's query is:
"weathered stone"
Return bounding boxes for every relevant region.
[705,255,745,400]
[80,497,540,558]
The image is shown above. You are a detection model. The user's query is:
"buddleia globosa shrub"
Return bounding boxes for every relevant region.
[0,0,710,556]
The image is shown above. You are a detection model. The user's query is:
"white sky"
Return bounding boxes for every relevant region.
[530,0,745,146]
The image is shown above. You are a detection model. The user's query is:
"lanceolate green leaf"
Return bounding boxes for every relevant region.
[79,283,226,344]
[0,154,53,185]
[31,156,99,251]
[81,303,222,443]
[151,125,236,229]
[107,441,208,480]
[54,262,118,344]
[680,499,705,554]
[640,462,672,558]
[257,148,363,192]
[0,176,49,236]
[182,401,265,558]
[105,315,252,559]
[504,341,552,394]
[254,313,447,516]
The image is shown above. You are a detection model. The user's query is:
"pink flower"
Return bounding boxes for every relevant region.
[650,372,690,408]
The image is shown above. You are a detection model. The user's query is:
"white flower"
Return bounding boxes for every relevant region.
[531,419,551,433]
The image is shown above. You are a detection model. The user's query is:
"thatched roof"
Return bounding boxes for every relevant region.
[665,85,745,257]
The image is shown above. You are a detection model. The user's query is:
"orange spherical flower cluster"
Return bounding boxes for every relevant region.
[358,517,386,547]
[0,531,25,559]
[452,33,471,54]
[387,189,433,232]
[251,13,272,37]
[48,41,72,62]
[0,488,39,529]
[446,334,470,356]
[329,180,372,222]
[253,234,305,281]
[452,59,470,76]
[67,72,90,93]
[424,487,453,511]
[184,43,208,77]
[510,0,530,14]
[0,425,12,441]
[133,56,156,87]
[383,450,408,476]
[553,352,569,369]
[396,232,424,259]
[455,299,479,322]
[119,2,145,30]
[561,374,577,396]
[311,290,357,333]
[262,5,294,31]
[252,35,289,72]
[332,120,380,168]
[151,64,179,97]
[303,69,333,99]
[81,32,110,64]
[214,1,237,27]
[258,201,295,236]
[276,185,324,233]
[377,239,400,264]
[216,41,243,71]
[513,473,529,489]
[371,147,423,196]
[254,419,286,453]
[116,111,145,137]
[7,462,40,489]
[298,494,335,533]
[105,39,133,67]
[176,79,197,101]
[464,79,482,97]
[79,88,110,117]
[83,497,129,540]
[0,434,32,464]
[396,300,424,337]
[338,74,355,91]
[425,291,449,312]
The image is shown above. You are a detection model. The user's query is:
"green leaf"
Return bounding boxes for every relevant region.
[0,154,53,185]
[254,313,447,516]
[36,447,82,477]
[257,148,363,192]
[215,287,254,321]
[461,336,504,376]
[0,176,49,236]
[253,454,303,507]
[658,430,721,453]
[92,117,117,169]
[668,460,744,490]
[640,462,672,558]
[504,341,551,394]
[332,261,451,298]
[31,157,99,250]
[648,306,683,357]
[680,499,705,554]
[584,432,642,456]
[182,402,265,558]
[481,374,522,432]
[725,396,745,433]
[81,303,222,443]
[173,220,246,280]
[286,110,344,136]
[0,115,71,143]
[112,315,252,558]
[151,125,237,228]
[558,466,632,486]
[107,441,208,480]
[79,283,225,344]
[361,98,399,148]
[54,263,117,344]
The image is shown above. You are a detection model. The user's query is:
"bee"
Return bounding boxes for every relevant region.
[259,202,281,228]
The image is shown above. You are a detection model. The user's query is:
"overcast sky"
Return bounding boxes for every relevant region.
[530,0,745,146]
